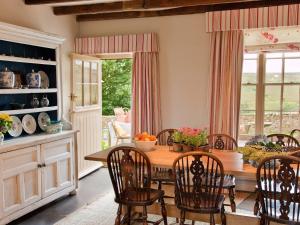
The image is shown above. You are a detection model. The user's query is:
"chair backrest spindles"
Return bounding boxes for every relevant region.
[107,146,151,200]
[267,134,300,150]
[208,134,238,150]
[156,129,176,146]
[257,155,300,223]
[173,152,224,210]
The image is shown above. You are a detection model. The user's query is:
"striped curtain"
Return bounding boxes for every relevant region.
[75,33,161,136]
[206,4,300,32]
[132,52,162,135]
[209,30,244,140]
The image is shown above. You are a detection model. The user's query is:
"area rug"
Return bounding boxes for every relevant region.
[54,191,254,225]
[54,191,209,225]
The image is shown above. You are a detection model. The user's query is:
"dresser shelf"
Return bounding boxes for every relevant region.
[1,106,58,115]
[0,88,57,94]
[0,55,57,65]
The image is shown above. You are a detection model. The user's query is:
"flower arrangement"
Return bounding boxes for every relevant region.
[0,113,12,143]
[237,145,288,167]
[172,127,208,152]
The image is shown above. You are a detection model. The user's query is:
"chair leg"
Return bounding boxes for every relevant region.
[115,204,122,225]
[160,197,168,225]
[221,205,226,225]
[210,214,215,225]
[180,210,185,225]
[127,206,131,225]
[254,193,260,215]
[158,181,162,190]
[228,187,236,212]
[142,206,148,225]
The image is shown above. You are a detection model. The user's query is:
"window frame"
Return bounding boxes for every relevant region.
[240,51,300,138]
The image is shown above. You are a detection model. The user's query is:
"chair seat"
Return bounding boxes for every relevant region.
[177,192,225,213]
[117,188,164,206]
[152,169,174,182]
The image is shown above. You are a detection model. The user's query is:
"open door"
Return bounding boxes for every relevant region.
[70,53,102,178]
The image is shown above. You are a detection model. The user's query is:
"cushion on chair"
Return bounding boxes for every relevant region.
[113,122,130,138]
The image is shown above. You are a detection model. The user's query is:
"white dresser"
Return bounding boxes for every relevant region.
[0,131,78,225]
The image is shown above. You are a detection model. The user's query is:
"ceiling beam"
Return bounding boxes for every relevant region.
[24,0,91,4]
[77,0,300,21]
[54,0,143,15]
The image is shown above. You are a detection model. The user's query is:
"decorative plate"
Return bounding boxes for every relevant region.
[38,112,50,131]
[39,71,49,89]
[8,116,23,137]
[22,114,37,134]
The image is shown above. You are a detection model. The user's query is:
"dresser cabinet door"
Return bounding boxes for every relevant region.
[0,146,41,217]
[41,138,74,198]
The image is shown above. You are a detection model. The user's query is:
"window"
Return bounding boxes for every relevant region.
[239,52,300,140]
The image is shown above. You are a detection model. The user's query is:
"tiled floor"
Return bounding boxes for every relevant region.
[8,168,111,225]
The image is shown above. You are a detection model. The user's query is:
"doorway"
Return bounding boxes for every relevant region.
[100,54,133,149]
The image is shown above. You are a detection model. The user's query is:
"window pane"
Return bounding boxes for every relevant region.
[265,85,281,111]
[240,86,256,111]
[284,59,300,83]
[266,52,283,58]
[283,85,300,112]
[284,52,300,57]
[282,113,300,134]
[244,53,258,59]
[264,112,280,135]
[239,86,256,139]
[83,61,91,106]
[74,60,83,107]
[91,62,99,105]
[242,60,257,83]
[265,59,282,83]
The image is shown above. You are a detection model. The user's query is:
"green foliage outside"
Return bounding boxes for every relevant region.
[102,59,132,115]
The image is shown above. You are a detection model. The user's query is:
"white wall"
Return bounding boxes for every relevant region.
[79,14,211,130]
[0,0,78,119]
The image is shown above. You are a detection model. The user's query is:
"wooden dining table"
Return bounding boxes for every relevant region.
[85,143,261,225]
[85,144,258,191]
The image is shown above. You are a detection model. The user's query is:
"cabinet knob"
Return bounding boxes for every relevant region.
[37,164,42,168]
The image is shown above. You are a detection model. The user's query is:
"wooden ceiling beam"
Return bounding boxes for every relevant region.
[77,0,300,21]
[53,0,144,15]
[24,0,91,4]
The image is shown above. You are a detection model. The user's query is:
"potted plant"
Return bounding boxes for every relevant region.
[0,113,12,144]
[172,130,183,152]
[175,127,208,152]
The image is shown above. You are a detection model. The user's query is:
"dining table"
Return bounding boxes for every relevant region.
[84,143,263,225]
[85,143,258,192]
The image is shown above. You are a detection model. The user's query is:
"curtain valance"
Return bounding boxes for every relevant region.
[206,4,300,32]
[75,33,159,54]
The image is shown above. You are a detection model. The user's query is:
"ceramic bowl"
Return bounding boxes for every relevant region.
[134,140,156,151]
[45,122,63,134]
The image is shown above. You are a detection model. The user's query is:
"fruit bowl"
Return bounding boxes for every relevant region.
[134,140,157,151]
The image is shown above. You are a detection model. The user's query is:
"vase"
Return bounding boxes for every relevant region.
[31,95,39,108]
[182,144,192,152]
[40,95,49,107]
[173,142,182,152]
[195,144,210,152]
[0,132,4,144]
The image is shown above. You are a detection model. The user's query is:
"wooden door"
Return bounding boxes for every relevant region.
[41,138,74,198]
[70,53,102,178]
[0,146,42,217]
